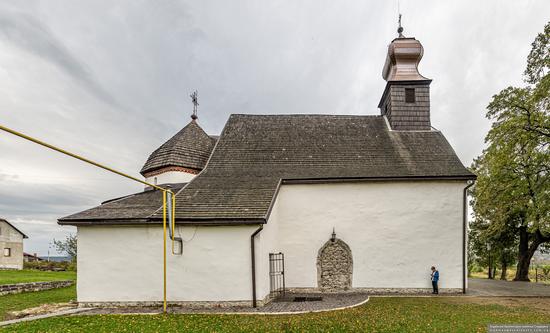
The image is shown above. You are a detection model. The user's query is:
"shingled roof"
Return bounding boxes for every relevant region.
[60,114,474,226]
[58,184,186,224]
[140,120,216,176]
[158,114,474,223]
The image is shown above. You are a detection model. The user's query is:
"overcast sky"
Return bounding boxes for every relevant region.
[0,1,548,256]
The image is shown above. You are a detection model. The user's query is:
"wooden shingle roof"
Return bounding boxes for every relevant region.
[140,120,216,176]
[58,184,186,224]
[162,114,474,223]
[59,114,474,225]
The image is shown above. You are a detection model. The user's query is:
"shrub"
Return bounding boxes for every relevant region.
[23,261,74,271]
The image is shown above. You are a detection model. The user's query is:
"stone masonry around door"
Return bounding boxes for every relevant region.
[317,238,353,291]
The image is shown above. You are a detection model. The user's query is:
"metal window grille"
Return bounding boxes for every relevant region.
[269,252,285,298]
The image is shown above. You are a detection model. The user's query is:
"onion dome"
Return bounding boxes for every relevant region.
[382,31,429,82]
[140,120,216,177]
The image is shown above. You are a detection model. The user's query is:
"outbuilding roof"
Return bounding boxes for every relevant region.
[140,120,216,176]
[0,218,29,238]
[59,114,475,226]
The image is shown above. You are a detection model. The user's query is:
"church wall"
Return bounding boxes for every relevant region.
[77,224,257,303]
[256,201,281,300]
[144,171,195,185]
[260,180,466,294]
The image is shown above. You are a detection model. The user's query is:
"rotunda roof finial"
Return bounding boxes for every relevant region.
[190,90,199,121]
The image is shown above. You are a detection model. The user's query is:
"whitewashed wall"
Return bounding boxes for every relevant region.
[77,225,257,303]
[257,180,466,299]
[144,171,195,186]
[78,180,466,303]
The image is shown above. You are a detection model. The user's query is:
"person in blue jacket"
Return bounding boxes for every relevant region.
[431,266,439,294]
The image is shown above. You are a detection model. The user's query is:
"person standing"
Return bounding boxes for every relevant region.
[431,266,439,294]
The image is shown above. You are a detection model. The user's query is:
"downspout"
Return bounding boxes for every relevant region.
[250,225,263,308]
[463,181,475,294]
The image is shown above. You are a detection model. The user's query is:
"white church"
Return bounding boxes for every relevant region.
[59,30,475,307]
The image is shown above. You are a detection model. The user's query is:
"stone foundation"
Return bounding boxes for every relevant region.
[79,295,273,309]
[0,280,74,296]
[287,287,463,295]
[77,287,464,309]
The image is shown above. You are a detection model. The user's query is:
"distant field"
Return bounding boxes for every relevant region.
[0,270,76,285]
[471,269,550,284]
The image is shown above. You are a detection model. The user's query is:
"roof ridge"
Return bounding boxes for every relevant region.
[230,113,382,118]
[0,219,28,238]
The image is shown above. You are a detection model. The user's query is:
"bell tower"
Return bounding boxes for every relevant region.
[378,21,432,131]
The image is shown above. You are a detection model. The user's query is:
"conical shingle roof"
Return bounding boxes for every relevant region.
[140,120,216,176]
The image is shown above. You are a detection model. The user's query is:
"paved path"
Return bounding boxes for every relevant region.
[0,308,91,327]
[82,293,370,315]
[468,278,550,296]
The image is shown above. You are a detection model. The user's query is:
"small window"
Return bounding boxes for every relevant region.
[405,88,415,103]
[4,248,11,257]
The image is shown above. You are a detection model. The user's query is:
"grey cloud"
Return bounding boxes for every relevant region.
[0,172,19,181]
[0,0,548,255]
[0,181,97,217]
[0,10,119,108]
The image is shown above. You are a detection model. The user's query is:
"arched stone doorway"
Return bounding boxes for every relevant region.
[316,237,353,291]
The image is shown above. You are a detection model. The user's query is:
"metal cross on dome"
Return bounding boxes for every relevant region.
[397,14,404,38]
[190,90,199,120]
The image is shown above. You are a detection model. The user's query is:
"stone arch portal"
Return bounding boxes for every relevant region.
[316,238,353,291]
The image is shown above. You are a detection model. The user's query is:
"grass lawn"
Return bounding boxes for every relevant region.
[0,285,76,321]
[0,270,76,285]
[2,296,550,332]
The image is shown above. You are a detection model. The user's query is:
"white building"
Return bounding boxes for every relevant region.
[59,31,475,307]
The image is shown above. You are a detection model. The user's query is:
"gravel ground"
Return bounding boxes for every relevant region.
[79,293,369,315]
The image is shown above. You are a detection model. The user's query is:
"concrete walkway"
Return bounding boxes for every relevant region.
[81,293,370,315]
[468,278,550,296]
[0,308,91,327]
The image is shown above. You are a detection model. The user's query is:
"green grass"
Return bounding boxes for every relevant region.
[2,296,549,332]
[0,285,76,321]
[0,270,76,285]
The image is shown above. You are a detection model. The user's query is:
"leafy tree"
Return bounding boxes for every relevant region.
[471,21,550,281]
[468,215,517,280]
[53,234,77,261]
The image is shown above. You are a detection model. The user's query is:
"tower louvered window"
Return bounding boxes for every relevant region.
[405,88,415,103]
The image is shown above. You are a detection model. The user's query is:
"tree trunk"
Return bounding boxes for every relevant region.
[500,261,507,281]
[515,226,532,281]
[514,227,547,281]
[487,266,492,279]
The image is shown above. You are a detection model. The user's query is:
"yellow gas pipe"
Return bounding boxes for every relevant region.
[0,124,176,313]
